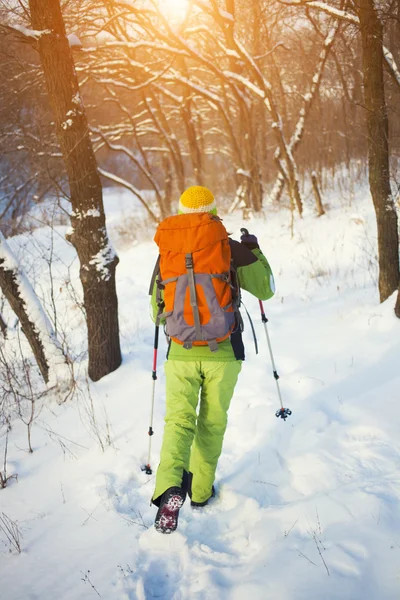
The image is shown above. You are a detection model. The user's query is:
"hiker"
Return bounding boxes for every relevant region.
[149,185,275,534]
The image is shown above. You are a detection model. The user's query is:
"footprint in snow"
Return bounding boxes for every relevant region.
[101,471,154,529]
[329,539,369,578]
[123,528,188,599]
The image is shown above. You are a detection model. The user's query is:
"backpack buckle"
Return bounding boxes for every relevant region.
[185,255,193,269]
[208,340,219,353]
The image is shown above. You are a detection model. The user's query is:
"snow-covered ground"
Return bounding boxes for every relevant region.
[1,185,400,600]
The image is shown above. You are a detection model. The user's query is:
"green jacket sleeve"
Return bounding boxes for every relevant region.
[236,248,275,301]
[150,280,158,323]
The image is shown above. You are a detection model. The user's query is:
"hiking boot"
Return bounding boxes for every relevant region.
[191,485,216,508]
[154,487,185,534]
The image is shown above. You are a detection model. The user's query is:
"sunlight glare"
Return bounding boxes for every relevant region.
[158,0,190,24]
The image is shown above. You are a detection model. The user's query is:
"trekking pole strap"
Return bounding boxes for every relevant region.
[149,255,161,295]
[242,301,258,355]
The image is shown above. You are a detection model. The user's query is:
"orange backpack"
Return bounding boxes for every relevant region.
[153,213,238,351]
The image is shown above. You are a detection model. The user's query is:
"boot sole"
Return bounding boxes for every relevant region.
[154,494,184,534]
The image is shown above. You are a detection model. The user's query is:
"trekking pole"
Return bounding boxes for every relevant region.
[240,228,292,421]
[142,323,159,475]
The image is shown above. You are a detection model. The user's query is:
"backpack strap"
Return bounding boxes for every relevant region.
[149,256,173,326]
[155,280,174,326]
[229,261,242,324]
[185,253,203,343]
[149,255,161,296]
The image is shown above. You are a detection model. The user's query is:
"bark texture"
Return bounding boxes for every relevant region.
[311,172,325,217]
[358,0,399,303]
[29,0,122,380]
[180,60,204,187]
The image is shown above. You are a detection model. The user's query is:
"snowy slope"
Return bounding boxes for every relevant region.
[1,188,400,600]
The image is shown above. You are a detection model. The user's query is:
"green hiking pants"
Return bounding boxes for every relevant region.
[152,360,242,504]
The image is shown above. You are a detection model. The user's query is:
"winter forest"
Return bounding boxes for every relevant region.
[1,0,400,598]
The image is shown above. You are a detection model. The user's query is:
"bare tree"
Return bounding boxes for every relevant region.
[286,0,400,308]
[27,0,122,380]
[0,22,65,236]
[358,0,399,303]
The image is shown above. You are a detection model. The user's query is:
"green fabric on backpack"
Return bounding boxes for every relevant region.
[152,359,242,504]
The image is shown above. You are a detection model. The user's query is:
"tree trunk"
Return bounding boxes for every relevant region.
[0,233,68,384]
[267,23,339,209]
[311,172,325,216]
[162,155,173,216]
[29,0,122,380]
[249,163,263,212]
[180,59,204,186]
[358,0,399,303]
[183,101,204,186]
[148,91,186,194]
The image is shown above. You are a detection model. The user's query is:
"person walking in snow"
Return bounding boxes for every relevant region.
[149,186,275,534]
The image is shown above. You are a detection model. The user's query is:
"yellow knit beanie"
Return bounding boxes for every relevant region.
[178,186,217,214]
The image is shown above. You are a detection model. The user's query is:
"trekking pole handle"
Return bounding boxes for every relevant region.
[259,299,268,324]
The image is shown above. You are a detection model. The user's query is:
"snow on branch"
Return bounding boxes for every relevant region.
[4,23,52,41]
[223,71,265,99]
[92,130,163,203]
[306,1,358,23]
[283,2,400,91]
[282,1,358,24]
[383,47,400,88]
[290,22,339,148]
[195,0,234,21]
[97,168,158,223]
[234,39,273,93]
[171,73,222,105]
[86,40,189,58]
[267,20,339,205]
[68,33,82,50]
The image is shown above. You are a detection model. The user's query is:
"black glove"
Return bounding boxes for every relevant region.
[240,228,259,250]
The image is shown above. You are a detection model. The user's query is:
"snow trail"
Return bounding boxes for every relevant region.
[1,188,400,599]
